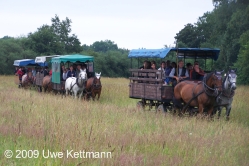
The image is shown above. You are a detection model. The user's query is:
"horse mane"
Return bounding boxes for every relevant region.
[204,72,214,81]
[223,71,228,85]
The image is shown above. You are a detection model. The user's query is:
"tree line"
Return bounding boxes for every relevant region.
[1,0,249,84]
[175,0,249,84]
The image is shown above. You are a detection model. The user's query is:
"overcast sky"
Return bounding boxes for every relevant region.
[0,0,215,50]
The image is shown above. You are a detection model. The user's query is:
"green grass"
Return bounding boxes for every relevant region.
[0,75,249,165]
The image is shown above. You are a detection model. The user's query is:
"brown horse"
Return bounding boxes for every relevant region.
[42,75,53,92]
[173,71,223,117]
[85,72,102,101]
[21,71,34,89]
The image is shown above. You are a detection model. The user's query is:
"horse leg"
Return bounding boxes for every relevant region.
[225,105,231,121]
[97,91,101,100]
[217,107,222,119]
[207,107,214,120]
[197,104,204,119]
[65,89,68,96]
[74,90,77,99]
[92,91,96,101]
[79,91,83,99]
[173,96,183,116]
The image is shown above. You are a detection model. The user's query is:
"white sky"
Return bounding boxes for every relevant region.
[0,0,215,50]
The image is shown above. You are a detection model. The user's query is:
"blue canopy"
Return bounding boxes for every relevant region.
[13,59,48,66]
[128,48,220,61]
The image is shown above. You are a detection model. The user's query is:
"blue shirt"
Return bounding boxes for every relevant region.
[67,70,76,78]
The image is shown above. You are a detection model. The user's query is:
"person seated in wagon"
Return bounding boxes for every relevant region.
[76,64,82,78]
[169,60,189,86]
[67,65,76,78]
[190,61,205,81]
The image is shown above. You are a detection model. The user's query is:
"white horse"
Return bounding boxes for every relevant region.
[214,69,237,120]
[21,71,33,88]
[65,69,87,99]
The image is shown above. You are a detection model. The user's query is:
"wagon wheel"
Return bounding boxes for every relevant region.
[156,104,166,113]
[136,101,145,111]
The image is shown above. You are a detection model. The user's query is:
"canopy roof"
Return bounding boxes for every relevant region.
[35,55,60,63]
[13,59,48,67]
[51,54,94,63]
[128,48,220,61]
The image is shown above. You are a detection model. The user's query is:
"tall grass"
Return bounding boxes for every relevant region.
[0,75,248,165]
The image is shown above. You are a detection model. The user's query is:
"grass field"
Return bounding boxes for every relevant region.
[0,75,249,166]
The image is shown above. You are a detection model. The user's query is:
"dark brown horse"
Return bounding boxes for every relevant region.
[42,75,53,92]
[85,72,102,101]
[173,71,223,117]
[21,71,34,89]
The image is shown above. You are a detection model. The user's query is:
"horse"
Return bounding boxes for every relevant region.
[214,69,237,120]
[85,72,102,101]
[21,71,34,89]
[173,71,223,118]
[42,75,53,92]
[65,69,87,99]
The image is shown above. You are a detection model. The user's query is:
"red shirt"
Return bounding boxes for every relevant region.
[49,69,52,76]
[16,69,24,79]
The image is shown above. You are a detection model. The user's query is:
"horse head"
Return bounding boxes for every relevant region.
[227,69,237,90]
[79,69,87,80]
[75,69,87,88]
[213,70,223,92]
[95,72,101,79]
[204,70,223,94]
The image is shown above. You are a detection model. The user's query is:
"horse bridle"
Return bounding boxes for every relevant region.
[221,71,236,98]
[227,72,237,88]
[203,73,222,97]
[92,77,101,89]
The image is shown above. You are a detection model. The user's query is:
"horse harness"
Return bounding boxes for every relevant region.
[203,75,220,97]
[85,77,102,96]
[70,78,86,91]
[91,77,102,89]
[182,81,204,111]
[181,73,221,111]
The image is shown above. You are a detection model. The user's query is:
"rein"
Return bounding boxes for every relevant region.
[221,72,236,98]
[203,74,219,97]
[76,78,86,88]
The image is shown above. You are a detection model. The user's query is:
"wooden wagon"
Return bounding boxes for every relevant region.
[128,48,220,112]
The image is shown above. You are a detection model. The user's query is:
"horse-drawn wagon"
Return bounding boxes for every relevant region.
[51,54,94,94]
[13,59,47,89]
[34,55,58,92]
[128,48,221,114]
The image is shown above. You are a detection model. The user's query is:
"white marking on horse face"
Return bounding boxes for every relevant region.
[95,72,101,79]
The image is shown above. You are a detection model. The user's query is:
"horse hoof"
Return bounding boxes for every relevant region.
[226,117,230,121]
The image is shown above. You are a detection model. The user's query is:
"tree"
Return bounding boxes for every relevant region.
[234,30,249,84]
[51,15,82,54]
[28,15,82,55]
[174,24,202,48]
[90,40,118,52]
[0,37,36,74]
